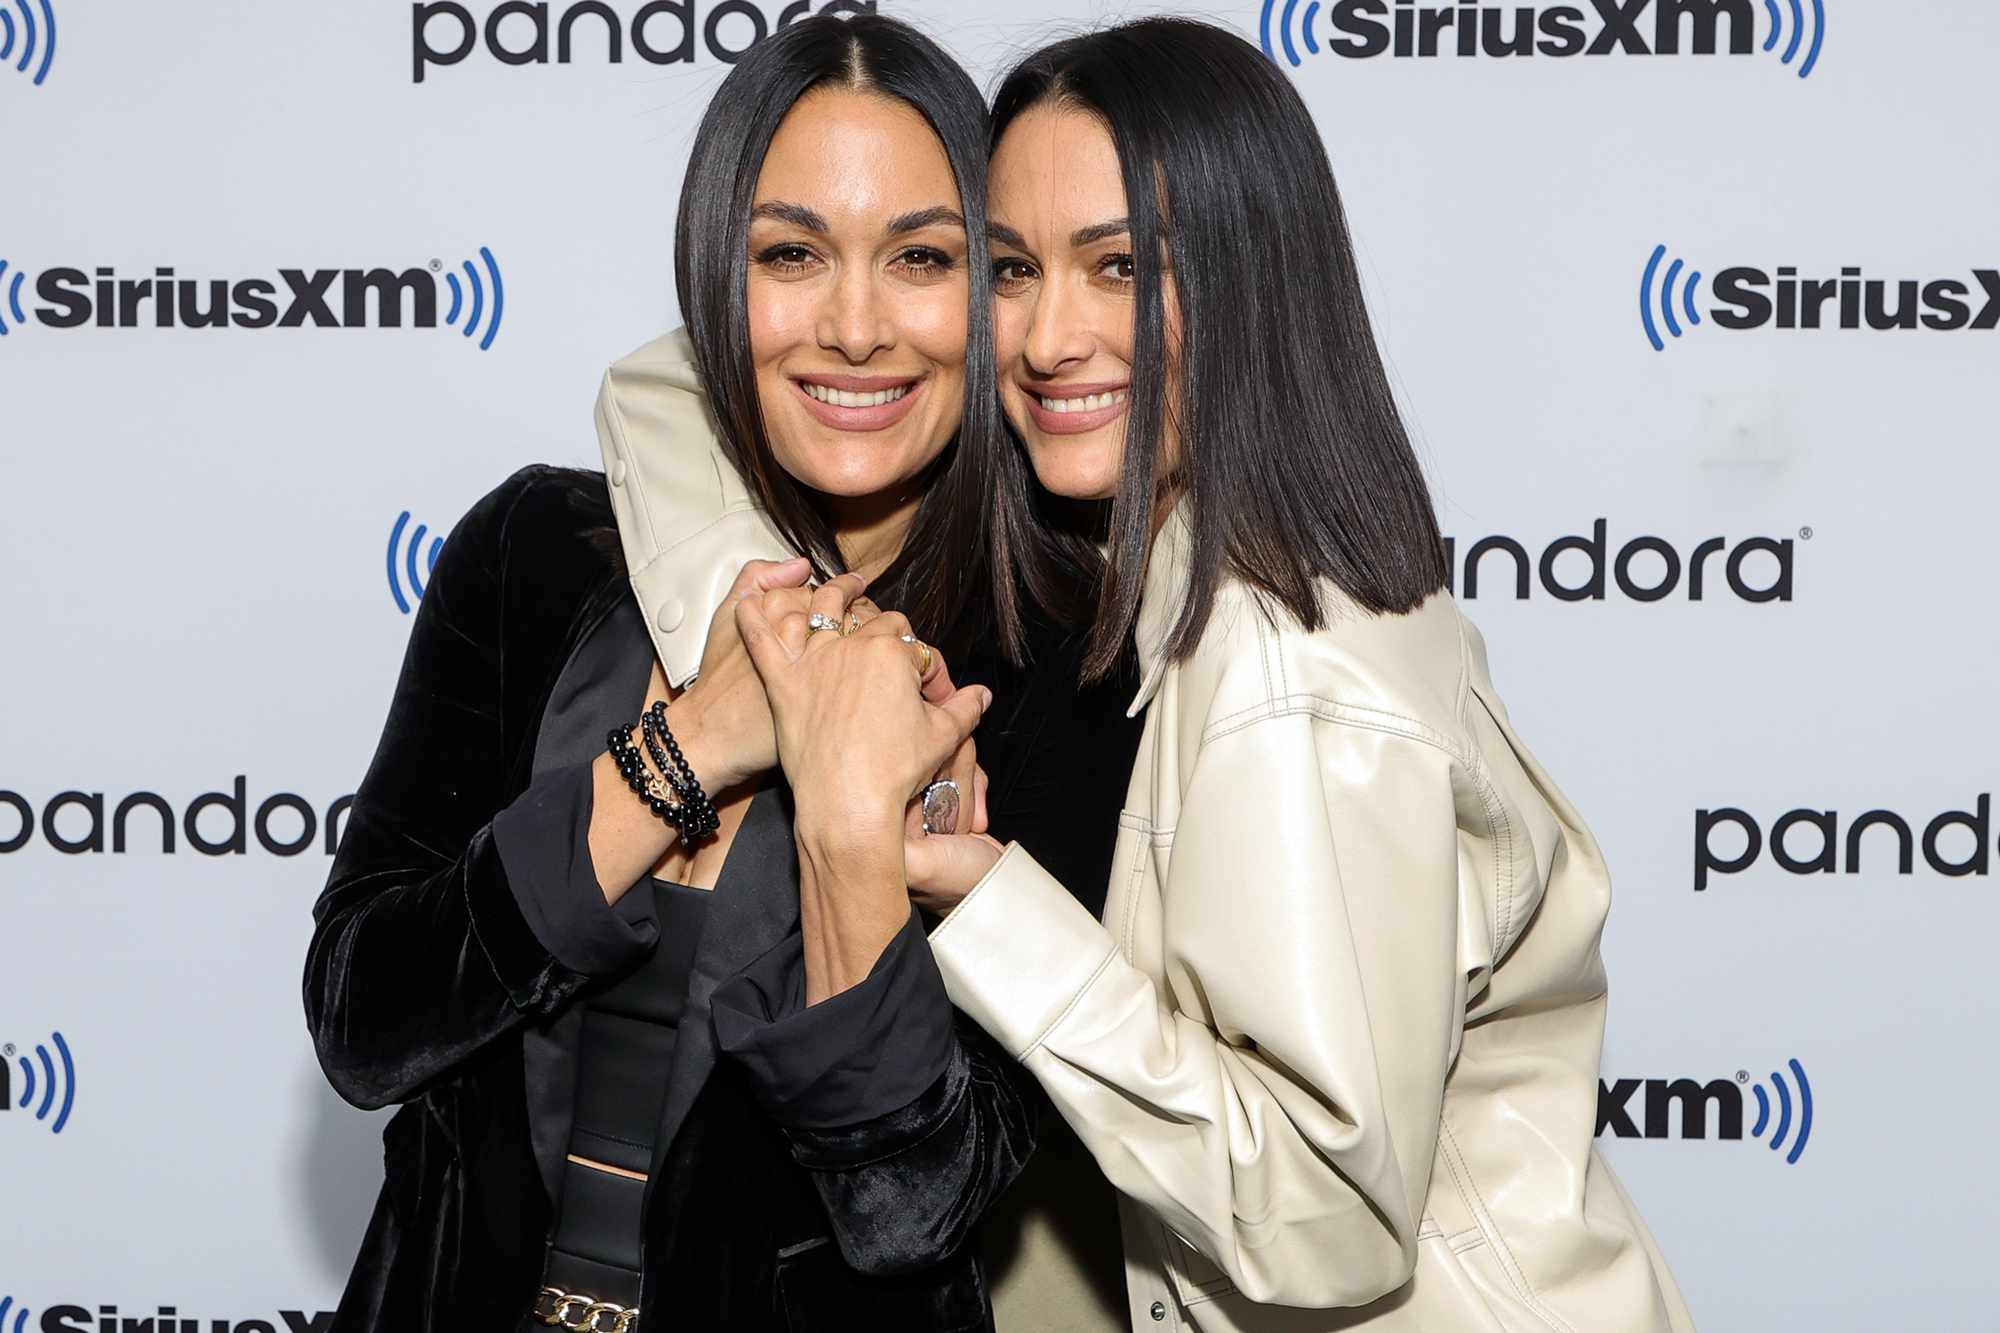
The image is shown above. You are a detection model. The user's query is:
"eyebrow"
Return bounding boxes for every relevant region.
[750,201,966,236]
[1071,218,1131,247]
[988,218,1134,252]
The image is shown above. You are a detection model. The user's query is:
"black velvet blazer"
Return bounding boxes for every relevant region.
[303,466,1143,1332]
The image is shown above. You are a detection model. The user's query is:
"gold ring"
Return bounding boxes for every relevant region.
[900,633,933,676]
[842,610,863,637]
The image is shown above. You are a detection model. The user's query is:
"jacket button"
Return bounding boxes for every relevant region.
[656,599,685,632]
[610,458,627,486]
[1150,1302,1166,1322]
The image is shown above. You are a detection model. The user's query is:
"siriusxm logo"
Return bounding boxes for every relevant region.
[0,0,57,86]
[1,1032,76,1135]
[1696,795,1991,891]
[1640,245,2000,350]
[1442,521,1795,602]
[0,1301,332,1333]
[387,512,447,614]
[1598,1060,1815,1164]
[1262,0,1823,75]
[413,0,876,81]
[0,249,505,350]
[0,780,354,858]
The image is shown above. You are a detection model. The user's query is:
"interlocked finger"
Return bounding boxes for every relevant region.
[804,573,869,650]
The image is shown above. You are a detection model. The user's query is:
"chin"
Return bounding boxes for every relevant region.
[1022,438,1122,502]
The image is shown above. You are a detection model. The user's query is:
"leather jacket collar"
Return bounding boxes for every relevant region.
[594,328,791,687]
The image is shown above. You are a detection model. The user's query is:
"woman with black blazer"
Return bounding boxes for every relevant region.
[302,16,1139,1331]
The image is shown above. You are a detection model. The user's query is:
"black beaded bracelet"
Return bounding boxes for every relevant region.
[604,720,716,842]
[641,701,719,839]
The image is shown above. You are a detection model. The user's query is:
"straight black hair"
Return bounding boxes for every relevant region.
[675,13,1035,665]
[990,17,1451,680]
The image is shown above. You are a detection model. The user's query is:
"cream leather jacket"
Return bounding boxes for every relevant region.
[927,507,1697,1332]
[595,329,1693,1332]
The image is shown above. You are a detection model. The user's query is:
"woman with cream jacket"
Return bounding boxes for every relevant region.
[730,19,1697,1333]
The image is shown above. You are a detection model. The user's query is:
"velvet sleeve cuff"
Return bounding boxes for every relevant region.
[711,909,956,1130]
[489,760,660,978]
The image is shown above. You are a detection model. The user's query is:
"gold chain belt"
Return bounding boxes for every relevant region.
[533,1286,638,1333]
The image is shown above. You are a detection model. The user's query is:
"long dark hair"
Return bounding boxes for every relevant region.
[675,14,1020,664]
[990,18,1451,680]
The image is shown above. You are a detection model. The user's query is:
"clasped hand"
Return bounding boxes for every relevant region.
[727,569,1003,909]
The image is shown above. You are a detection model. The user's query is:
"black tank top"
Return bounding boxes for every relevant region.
[543,879,712,1305]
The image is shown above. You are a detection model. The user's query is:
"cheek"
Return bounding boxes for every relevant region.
[747,280,815,363]
[900,283,970,367]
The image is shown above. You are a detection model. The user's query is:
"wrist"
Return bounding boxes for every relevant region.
[796,809,903,874]
[662,692,737,793]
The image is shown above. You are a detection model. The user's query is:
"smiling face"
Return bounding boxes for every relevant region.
[745,86,969,500]
[989,101,1180,502]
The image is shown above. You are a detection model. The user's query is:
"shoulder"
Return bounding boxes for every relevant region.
[437,464,619,616]
[1181,578,1474,750]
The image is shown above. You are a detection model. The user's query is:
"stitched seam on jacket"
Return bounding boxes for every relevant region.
[1119,814,1152,962]
[1437,1119,1580,1333]
[1470,767,1513,966]
[1022,945,1121,1059]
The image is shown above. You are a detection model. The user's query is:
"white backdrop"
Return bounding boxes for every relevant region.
[4,1,1996,1327]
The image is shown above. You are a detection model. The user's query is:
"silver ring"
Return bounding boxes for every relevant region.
[920,779,960,836]
[806,612,842,635]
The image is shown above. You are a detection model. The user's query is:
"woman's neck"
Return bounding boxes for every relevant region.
[826,485,923,583]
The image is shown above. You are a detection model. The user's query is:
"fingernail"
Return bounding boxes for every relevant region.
[979,688,994,712]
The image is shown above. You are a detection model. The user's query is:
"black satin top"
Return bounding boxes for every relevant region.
[545,880,710,1305]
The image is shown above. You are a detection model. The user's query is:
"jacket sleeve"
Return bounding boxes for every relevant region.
[304,468,660,1111]
[710,909,1038,1276]
[927,709,1467,1308]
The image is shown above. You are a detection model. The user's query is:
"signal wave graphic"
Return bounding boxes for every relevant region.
[387,511,444,614]
[1257,0,1322,66]
[0,0,56,86]
[8,1030,76,1134]
[1763,0,1827,79]
[442,246,506,351]
[0,1295,30,1333]
[0,259,29,336]
[1639,244,1703,351]
[1747,1058,1814,1164]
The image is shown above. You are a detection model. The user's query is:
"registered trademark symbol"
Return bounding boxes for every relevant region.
[1799,526,1814,540]
[429,259,443,272]
[1736,1070,1749,1083]
[1,1043,12,1057]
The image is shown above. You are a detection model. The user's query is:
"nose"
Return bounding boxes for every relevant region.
[816,263,895,364]
[1022,276,1096,377]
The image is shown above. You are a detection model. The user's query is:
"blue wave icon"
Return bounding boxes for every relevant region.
[442,246,505,351]
[8,1031,75,1134]
[1747,1058,1814,1164]
[0,0,56,86]
[387,511,444,614]
[1258,0,1321,67]
[1639,244,1704,352]
[0,259,29,337]
[1762,0,1826,78]
[0,1295,30,1333]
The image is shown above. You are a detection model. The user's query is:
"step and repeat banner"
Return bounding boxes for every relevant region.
[3,1,1994,1327]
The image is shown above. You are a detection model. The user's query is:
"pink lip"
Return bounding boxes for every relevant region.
[1018,381,1131,436]
[791,375,927,433]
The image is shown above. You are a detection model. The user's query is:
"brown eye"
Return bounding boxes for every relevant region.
[993,258,1037,295]
[756,244,817,274]
[1101,253,1136,282]
[894,247,957,280]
